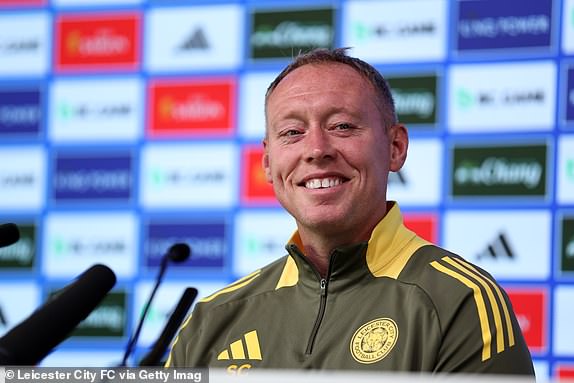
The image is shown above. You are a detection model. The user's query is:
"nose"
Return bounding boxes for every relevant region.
[305,127,336,163]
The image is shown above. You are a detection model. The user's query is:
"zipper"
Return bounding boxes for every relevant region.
[305,277,328,355]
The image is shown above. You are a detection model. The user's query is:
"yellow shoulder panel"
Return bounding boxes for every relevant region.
[275,256,298,290]
[366,204,431,278]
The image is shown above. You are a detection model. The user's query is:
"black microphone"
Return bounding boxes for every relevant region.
[0,264,116,365]
[138,287,198,366]
[120,243,191,366]
[0,223,20,248]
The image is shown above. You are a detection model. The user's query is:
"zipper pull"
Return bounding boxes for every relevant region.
[320,278,327,296]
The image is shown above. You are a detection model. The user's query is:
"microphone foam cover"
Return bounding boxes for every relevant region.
[0,223,20,248]
[167,243,191,263]
[0,264,116,365]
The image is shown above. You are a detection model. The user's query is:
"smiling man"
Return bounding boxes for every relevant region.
[165,48,535,376]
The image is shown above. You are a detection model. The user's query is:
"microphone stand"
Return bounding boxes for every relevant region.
[120,256,169,367]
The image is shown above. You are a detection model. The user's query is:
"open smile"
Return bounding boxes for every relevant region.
[300,176,349,190]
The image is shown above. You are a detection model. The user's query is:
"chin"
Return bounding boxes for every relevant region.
[299,213,347,231]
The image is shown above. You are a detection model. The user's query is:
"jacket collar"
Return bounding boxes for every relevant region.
[277,202,430,291]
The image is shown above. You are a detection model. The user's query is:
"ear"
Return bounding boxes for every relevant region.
[388,124,408,172]
[262,139,273,183]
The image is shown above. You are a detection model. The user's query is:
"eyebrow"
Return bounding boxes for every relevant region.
[269,105,363,125]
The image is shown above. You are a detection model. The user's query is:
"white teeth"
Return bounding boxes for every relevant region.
[305,177,342,189]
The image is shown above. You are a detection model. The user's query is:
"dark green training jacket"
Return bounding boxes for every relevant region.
[166,203,534,375]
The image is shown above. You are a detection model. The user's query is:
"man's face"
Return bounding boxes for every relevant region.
[263,63,408,240]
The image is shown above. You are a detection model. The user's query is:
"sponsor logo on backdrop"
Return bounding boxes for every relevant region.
[145,5,242,71]
[386,74,438,127]
[506,289,547,354]
[0,13,50,75]
[448,62,556,131]
[444,210,551,280]
[52,238,127,257]
[43,213,137,278]
[52,151,133,202]
[403,214,438,244]
[343,0,446,62]
[0,87,42,136]
[560,216,574,274]
[0,35,40,54]
[180,28,209,51]
[47,290,126,338]
[55,12,140,71]
[148,78,235,136]
[450,143,548,198]
[140,144,237,208]
[50,78,142,141]
[456,0,553,52]
[0,147,45,210]
[553,286,574,355]
[0,223,35,269]
[234,210,296,276]
[145,220,226,269]
[241,146,277,205]
[558,135,574,204]
[250,7,334,59]
[57,101,131,122]
[477,232,515,261]
[387,139,442,206]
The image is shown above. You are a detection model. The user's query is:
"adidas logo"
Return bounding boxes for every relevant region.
[179,28,209,50]
[477,232,515,260]
[218,330,262,361]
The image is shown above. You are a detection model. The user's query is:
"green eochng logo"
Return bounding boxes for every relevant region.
[387,74,437,126]
[250,8,334,59]
[451,144,547,197]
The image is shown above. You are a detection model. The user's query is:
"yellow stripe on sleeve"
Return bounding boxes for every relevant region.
[443,257,505,354]
[163,312,193,367]
[452,257,515,347]
[430,260,492,361]
[199,272,260,303]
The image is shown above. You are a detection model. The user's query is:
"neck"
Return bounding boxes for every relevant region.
[294,203,394,278]
[298,227,371,278]
[301,242,331,278]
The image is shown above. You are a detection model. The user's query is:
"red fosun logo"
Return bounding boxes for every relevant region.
[148,78,236,137]
[55,12,140,71]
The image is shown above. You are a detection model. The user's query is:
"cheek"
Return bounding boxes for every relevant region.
[268,149,297,177]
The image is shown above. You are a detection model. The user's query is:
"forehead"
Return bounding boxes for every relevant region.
[266,63,380,120]
[270,62,372,98]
